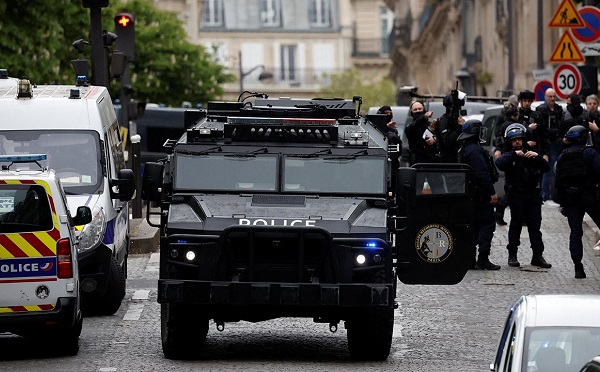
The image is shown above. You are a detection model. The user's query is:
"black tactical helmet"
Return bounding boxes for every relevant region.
[565,125,589,144]
[504,123,527,141]
[457,119,482,141]
[518,90,535,101]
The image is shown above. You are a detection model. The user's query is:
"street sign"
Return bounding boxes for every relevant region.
[579,42,600,56]
[532,69,553,81]
[533,80,553,101]
[572,6,600,43]
[548,0,585,28]
[553,63,582,99]
[549,31,585,63]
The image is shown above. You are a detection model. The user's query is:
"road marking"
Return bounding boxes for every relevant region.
[132,289,150,301]
[123,303,145,321]
[99,368,117,372]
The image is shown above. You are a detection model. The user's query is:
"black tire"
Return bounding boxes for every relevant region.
[346,269,394,361]
[97,258,126,315]
[42,316,82,356]
[161,303,209,360]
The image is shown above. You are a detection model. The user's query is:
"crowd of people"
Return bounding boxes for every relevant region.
[382,87,600,278]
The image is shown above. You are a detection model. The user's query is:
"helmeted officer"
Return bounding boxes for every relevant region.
[555,125,600,278]
[495,123,551,269]
[457,119,500,270]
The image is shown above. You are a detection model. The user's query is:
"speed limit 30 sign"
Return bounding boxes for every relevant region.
[553,63,582,99]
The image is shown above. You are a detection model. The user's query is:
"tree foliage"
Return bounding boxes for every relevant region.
[319,69,397,113]
[0,0,233,106]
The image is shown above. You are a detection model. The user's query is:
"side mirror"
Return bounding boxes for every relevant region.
[396,167,416,212]
[109,168,135,201]
[73,206,92,226]
[142,162,164,202]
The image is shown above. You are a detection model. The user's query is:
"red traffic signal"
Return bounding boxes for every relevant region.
[115,13,135,28]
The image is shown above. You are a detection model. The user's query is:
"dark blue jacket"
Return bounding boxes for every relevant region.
[495,149,549,191]
[460,141,496,201]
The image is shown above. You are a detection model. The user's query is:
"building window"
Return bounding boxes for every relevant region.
[260,0,281,27]
[280,45,297,82]
[202,0,223,27]
[309,0,331,28]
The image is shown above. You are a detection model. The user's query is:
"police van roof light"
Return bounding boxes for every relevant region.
[0,69,8,79]
[76,75,89,87]
[17,78,33,99]
[0,154,47,163]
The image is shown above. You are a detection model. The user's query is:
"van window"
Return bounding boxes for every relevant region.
[0,184,53,233]
[0,130,103,195]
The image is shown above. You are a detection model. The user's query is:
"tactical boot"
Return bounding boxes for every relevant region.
[531,256,552,269]
[507,255,520,267]
[575,263,586,279]
[475,257,501,270]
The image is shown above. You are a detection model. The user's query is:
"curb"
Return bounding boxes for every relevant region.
[129,217,159,254]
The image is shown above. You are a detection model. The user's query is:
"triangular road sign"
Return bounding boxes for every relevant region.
[550,31,585,63]
[548,0,585,28]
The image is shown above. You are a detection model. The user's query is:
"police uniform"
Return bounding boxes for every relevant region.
[495,123,551,268]
[555,125,600,278]
[458,120,500,270]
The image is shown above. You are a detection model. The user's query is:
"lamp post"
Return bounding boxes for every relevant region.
[455,64,472,95]
[238,50,274,93]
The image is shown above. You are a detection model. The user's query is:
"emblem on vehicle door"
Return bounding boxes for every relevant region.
[415,224,453,263]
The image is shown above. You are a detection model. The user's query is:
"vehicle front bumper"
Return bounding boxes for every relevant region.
[78,244,112,298]
[158,279,392,308]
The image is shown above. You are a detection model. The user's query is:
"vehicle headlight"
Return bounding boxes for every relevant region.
[77,206,105,253]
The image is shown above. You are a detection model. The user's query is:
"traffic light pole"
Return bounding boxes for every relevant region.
[89,7,109,88]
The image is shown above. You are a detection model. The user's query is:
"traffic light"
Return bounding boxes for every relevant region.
[114,13,135,61]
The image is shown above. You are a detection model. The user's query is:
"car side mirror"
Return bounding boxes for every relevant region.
[109,168,135,201]
[141,162,164,202]
[73,206,92,226]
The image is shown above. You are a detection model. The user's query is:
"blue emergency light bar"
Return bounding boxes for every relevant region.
[0,154,47,163]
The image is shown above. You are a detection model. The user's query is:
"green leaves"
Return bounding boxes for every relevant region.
[0,0,233,106]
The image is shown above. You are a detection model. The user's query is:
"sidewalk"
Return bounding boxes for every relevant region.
[129,210,160,254]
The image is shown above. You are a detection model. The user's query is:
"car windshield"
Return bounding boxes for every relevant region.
[0,130,102,195]
[523,326,600,372]
[283,156,386,194]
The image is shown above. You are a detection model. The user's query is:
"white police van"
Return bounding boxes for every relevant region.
[0,154,92,355]
[0,78,135,315]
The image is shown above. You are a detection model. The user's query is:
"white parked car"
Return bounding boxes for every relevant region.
[491,294,600,372]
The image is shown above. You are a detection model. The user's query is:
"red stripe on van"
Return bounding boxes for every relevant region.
[0,277,57,284]
[47,228,60,241]
[0,235,28,258]
[38,304,55,310]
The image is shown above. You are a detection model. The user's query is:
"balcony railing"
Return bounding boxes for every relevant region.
[352,37,391,56]
[236,67,347,88]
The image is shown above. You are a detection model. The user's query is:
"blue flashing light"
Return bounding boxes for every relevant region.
[176,239,188,244]
[0,154,47,163]
[366,242,378,248]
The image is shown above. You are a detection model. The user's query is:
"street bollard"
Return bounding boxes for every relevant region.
[131,134,142,218]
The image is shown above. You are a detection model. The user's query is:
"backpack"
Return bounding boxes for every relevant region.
[556,147,587,193]
[458,144,499,183]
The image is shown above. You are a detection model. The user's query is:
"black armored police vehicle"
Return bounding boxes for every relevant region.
[141,94,475,361]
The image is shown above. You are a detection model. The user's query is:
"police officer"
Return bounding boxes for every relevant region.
[534,88,564,203]
[495,123,551,268]
[457,119,500,270]
[555,125,600,279]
